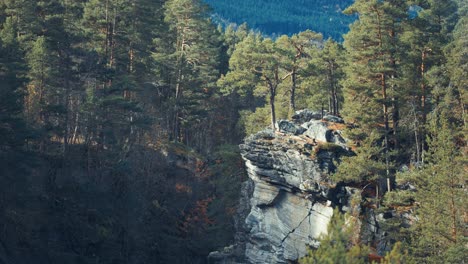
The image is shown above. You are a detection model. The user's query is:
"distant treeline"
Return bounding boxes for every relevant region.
[204,0,355,39]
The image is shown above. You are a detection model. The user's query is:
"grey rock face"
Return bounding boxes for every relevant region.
[291,109,323,124]
[235,117,351,263]
[301,120,330,142]
[276,120,307,135]
[209,110,413,264]
[323,115,344,124]
[291,109,344,125]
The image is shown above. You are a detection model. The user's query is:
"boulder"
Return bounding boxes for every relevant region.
[302,120,329,142]
[291,109,323,124]
[276,120,306,135]
[323,114,344,124]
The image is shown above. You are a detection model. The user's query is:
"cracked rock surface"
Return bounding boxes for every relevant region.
[208,110,411,263]
[234,111,350,263]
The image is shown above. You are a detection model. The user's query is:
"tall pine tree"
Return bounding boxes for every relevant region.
[337,0,407,194]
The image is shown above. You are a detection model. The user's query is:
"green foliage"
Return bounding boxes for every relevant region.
[342,0,406,130]
[204,0,355,40]
[275,30,323,116]
[380,242,410,264]
[333,132,388,183]
[0,23,30,152]
[446,4,468,130]
[383,189,414,207]
[0,0,466,263]
[302,39,345,115]
[300,209,368,264]
[389,108,467,263]
[152,0,222,143]
[338,0,409,193]
[207,144,246,244]
[238,108,271,135]
[221,30,333,132]
[238,105,290,135]
[25,36,58,126]
[221,33,285,130]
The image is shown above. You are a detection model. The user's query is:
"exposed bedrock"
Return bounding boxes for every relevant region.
[209,110,400,263]
[239,111,350,263]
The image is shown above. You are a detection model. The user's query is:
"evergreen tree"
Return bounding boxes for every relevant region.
[339,0,408,193]
[300,209,368,264]
[275,30,322,116]
[25,36,57,129]
[401,0,458,164]
[304,39,345,115]
[81,0,158,153]
[154,0,221,144]
[0,19,31,173]
[9,0,80,154]
[396,107,466,263]
[0,0,38,44]
[221,34,285,131]
[446,1,467,130]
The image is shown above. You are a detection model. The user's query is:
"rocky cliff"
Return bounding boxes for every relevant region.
[209,110,414,263]
[209,110,360,263]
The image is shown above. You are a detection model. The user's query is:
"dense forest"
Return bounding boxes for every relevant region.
[0,0,466,263]
[204,0,356,40]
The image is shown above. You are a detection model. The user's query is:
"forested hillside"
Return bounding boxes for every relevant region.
[204,0,355,39]
[0,0,466,263]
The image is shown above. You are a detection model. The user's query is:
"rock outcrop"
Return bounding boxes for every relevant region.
[239,114,351,263]
[209,110,353,263]
[209,109,408,263]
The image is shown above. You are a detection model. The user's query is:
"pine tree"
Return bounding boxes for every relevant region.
[397,107,467,263]
[275,30,322,117]
[401,0,458,164]
[81,0,159,153]
[154,0,221,144]
[25,36,57,130]
[0,0,39,44]
[300,209,368,264]
[221,34,285,131]
[339,0,407,193]
[305,39,345,115]
[446,1,467,130]
[0,19,31,173]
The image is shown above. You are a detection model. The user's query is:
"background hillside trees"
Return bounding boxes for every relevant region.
[0,0,465,262]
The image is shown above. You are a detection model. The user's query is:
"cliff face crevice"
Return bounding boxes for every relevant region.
[238,111,350,263]
[208,110,400,263]
[209,110,355,263]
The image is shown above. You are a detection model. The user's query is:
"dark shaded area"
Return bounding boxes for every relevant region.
[0,144,245,264]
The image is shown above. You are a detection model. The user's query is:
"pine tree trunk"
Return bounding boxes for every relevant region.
[389,27,399,150]
[289,70,296,117]
[382,73,391,192]
[376,10,391,192]
[270,85,276,131]
[172,16,188,142]
[328,61,338,115]
[420,50,427,164]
